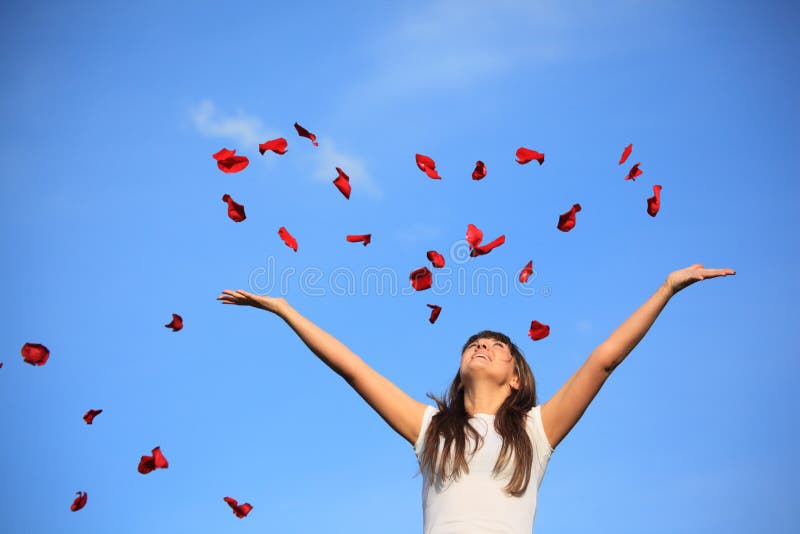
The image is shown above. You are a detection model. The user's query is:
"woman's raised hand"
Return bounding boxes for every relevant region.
[665,264,736,295]
[217,289,288,315]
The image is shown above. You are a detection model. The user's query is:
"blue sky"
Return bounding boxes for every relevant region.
[1,1,798,532]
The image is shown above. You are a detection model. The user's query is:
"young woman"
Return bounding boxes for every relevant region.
[217,263,734,533]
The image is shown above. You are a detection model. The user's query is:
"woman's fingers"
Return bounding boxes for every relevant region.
[698,267,735,280]
[217,289,262,307]
[218,289,246,304]
[667,265,735,294]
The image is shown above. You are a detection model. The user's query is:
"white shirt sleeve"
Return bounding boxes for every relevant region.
[528,404,555,468]
[414,405,439,458]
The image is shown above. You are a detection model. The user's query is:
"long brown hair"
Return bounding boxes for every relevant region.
[420,330,538,497]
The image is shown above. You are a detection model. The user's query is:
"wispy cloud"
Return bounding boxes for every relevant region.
[312,139,382,199]
[190,101,380,197]
[349,0,564,101]
[190,100,271,148]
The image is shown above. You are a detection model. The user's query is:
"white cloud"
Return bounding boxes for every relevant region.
[312,139,382,199]
[189,101,380,198]
[190,100,271,148]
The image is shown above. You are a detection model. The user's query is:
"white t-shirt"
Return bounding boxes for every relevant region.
[413,405,554,534]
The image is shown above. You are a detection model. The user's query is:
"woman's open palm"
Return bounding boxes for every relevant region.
[217,289,287,315]
[665,264,735,295]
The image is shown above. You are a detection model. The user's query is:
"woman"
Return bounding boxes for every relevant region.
[217,263,734,533]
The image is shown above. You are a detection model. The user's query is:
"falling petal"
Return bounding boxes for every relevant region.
[221,194,246,222]
[528,320,550,341]
[333,167,351,199]
[427,304,442,324]
[470,235,506,257]
[152,446,169,469]
[619,143,633,165]
[426,250,445,268]
[472,161,487,180]
[21,343,49,366]
[346,234,371,246]
[138,446,168,474]
[217,156,249,173]
[164,313,183,332]
[83,409,103,425]
[410,267,432,291]
[213,148,249,173]
[519,261,534,283]
[647,185,662,217]
[466,224,483,249]
[625,162,643,181]
[557,204,582,232]
[70,491,87,512]
[515,147,545,165]
[278,227,298,252]
[259,138,288,155]
[212,148,236,161]
[415,154,441,179]
[294,122,318,146]
[224,497,253,518]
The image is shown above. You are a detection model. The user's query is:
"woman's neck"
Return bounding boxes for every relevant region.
[463,383,511,415]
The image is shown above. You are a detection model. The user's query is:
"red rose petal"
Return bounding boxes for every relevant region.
[472,160,487,180]
[212,148,236,161]
[333,167,351,199]
[217,155,249,173]
[221,194,246,222]
[294,122,318,146]
[647,185,662,217]
[346,234,371,246]
[520,260,534,283]
[410,267,432,291]
[70,491,87,512]
[415,154,435,171]
[152,446,169,469]
[515,147,545,165]
[259,137,288,155]
[83,409,103,425]
[138,457,154,474]
[165,313,183,332]
[415,153,441,179]
[557,203,582,232]
[528,320,550,341]
[224,497,253,519]
[625,162,643,181]
[619,143,633,165]
[21,343,50,366]
[426,250,445,268]
[138,446,168,474]
[213,148,249,173]
[427,304,442,324]
[466,224,483,249]
[278,227,298,252]
[470,234,506,257]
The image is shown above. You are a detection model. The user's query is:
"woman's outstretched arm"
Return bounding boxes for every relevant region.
[217,289,427,445]
[539,264,735,450]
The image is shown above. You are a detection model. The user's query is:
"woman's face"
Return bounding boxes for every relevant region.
[459,337,519,389]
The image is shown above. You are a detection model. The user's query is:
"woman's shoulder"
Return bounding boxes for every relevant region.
[413,405,440,455]
[526,404,555,459]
